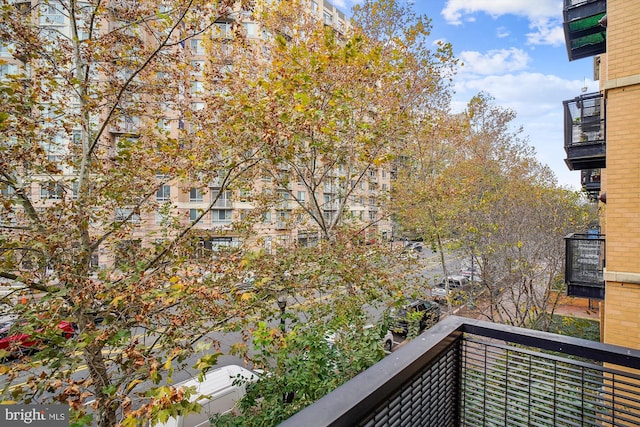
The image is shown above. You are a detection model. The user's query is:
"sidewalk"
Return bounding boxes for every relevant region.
[450,293,600,322]
[552,296,600,320]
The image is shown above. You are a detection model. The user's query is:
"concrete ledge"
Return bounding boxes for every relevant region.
[604,269,640,285]
[603,73,640,90]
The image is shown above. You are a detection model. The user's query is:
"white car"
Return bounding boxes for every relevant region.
[430,275,469,303]
[152,365,260,427]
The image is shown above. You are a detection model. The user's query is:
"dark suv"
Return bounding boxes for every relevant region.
[392,299,441,336]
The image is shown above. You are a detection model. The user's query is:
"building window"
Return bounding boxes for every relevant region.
[190,81,204,96]
[0,63,18,79]
[381,183,388,191]
[156,184,171,201]
[220,64,233,76]
[190,60,204,76]
[189,208,200,222]
[297,191,306,202]
[263,211,272,224]
[213,21,232,38]
[190,102,205,111]
[382,170,387,178]
[115,208,140,223]
[0,41,15,57]
[40,181,64,200]
[212,209,232,224]
[72,129,83,145]
[157,118,171,131]
[243,22,257,38]
[72,181,79,199]
[1,183,15,198]
[190,187,203,202]
[369,210,376,220]
[190,39,204,55]
[40,1,65,26]
[323,11,332,25]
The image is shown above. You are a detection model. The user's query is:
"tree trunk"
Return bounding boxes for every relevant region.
[84,344,117,427]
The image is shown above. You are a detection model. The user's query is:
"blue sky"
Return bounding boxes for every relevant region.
[333,0,598,189]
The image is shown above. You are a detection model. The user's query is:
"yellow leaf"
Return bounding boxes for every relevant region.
[126,379,143,393]
[240,292,253,301]
[163,357,173,371]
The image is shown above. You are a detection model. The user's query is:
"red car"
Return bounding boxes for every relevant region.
[0,319,76,358]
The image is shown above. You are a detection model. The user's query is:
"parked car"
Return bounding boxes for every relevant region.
[459,263,483,283]
[0,319,76,358]
[153,365,260,427]
[391,299,441,336]
[408,242,423,252]
[431,275,470,303]
[325,324,396,353]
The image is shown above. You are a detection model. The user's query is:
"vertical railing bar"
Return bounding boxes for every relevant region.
[581,366,585,427]
[504,349,510,426]
[483,340,489,426]
[553,360,558,426]
[528,353,532,426]
[612,372,616,425]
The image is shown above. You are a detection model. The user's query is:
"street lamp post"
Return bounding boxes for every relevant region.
[277,296,287,332]
[277,293,294,403]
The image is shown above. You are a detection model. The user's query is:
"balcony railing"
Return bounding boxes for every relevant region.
[280,316,640,427]
[563,0,606,61]
[565,232,605,299]
[563,93,605,171]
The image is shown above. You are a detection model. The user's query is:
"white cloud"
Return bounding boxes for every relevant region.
[496,26,510,38]
[458,48,530,75]
[526,19,566,46]
[331,0,349,9]
[442,0,561,25]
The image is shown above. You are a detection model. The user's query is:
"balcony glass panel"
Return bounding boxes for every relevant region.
[563,93,605,171]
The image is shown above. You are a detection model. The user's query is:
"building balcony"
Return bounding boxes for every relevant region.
[581,169,601,200]
[563,0,607,61]
[565,232,605,299]
[563,93,605,171]
[281,316,640,427]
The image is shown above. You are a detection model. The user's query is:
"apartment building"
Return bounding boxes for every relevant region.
[0,0,391,269]
[562,0,640,350]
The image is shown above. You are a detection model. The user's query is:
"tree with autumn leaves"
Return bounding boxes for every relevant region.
[393,92,595,328]
[0,0,460,425]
